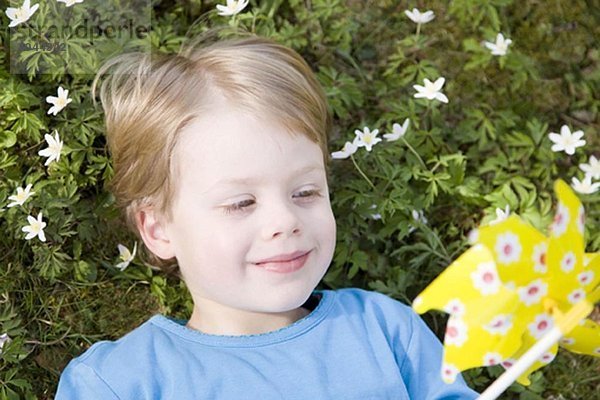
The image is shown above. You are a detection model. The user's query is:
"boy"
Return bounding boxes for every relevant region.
[56,33,478,399]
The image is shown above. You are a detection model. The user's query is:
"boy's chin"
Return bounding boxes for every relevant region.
[244,284,318,314]
[244,266,328,314]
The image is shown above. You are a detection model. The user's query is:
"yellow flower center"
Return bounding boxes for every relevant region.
[31,221,42,234]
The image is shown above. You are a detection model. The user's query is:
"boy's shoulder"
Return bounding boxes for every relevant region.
[62,315,168,376]
[327,287,423,344]
[56,315,184,398]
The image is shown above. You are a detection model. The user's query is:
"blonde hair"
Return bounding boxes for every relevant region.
[92,31,332,272]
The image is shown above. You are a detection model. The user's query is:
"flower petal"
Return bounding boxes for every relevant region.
[435,92,449,103]
[433,77,446,90]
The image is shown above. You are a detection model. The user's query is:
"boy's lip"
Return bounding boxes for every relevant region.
[254,250,311,264]
[253,250,312,274]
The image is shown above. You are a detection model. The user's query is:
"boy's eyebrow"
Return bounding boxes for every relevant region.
[209,165,323,190]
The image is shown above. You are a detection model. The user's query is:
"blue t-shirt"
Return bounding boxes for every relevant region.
[56,288,478,399]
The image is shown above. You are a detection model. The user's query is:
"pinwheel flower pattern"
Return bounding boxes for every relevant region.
[413,180,600,385]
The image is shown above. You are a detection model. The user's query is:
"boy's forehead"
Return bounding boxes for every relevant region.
[175,115,325,193]
[175,110,325,182]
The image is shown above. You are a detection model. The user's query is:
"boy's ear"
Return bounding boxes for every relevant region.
[136,207,176,260]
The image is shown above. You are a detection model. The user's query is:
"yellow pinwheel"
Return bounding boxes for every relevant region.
[412,180,600,386]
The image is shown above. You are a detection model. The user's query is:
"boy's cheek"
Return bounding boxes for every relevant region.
[317,208,337,253]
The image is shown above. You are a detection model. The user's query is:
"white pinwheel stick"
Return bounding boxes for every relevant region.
[477,291,598,400]
[477,326,562,400]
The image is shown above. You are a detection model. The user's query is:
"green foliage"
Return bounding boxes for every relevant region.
[0,0,598,398]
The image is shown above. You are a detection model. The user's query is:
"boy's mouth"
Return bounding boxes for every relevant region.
[253,250,312,273]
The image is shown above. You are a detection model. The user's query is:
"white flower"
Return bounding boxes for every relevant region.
[441,363,459,383]
[353,127,382,152]
[38,131,63,166]
[404,8,435,24]
[531,242,548,273]
[115,242,137,271]
[484,314,513,335]
[443,299,466,317]
[483,352,503,366]
[5,0,38,27]
[501,358,517,369]
[22,212,46,242]
[471,261,501,295]
[576,205,585,234]
[413,77,449,103]
[567,288,585,304]
[548,125,585,155]
[490,205,510,225]
[580,155,600,180]
[528,313,553,339]
[56,0,84,7]
[409,209,428,233]
[445,317,468,347]
[46,86,73,116]
[560,337,575,346]
[571,175,600,195]
[411,209,428,224]
[331,141,358,159]
[484,33,512,56]
[550,203,569,237]
[495,232,522,264]
[467,228,479,244]
[517,279,548,306]
[539,351,556,364]
[383,118,410,141]
[7,184,35,208]
[577,270,594,286]
[216,0,249,16]
[369,204,381,220]
[560,251,576,273]
[0,333,10,355]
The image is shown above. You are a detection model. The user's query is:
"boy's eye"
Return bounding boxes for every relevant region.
[222,190,322,215]
[223,199,255,215]
[294,189,321,199]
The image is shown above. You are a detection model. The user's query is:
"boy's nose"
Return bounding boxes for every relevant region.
[261,201,302,240]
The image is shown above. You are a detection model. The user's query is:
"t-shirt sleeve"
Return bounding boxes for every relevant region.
[398,310,479,400]
[55,361,120,400]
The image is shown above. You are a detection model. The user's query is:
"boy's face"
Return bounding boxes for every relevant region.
[158,106,336,319]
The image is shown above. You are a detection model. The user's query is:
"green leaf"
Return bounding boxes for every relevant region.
[75,260,97,283]
[0,131,17,148]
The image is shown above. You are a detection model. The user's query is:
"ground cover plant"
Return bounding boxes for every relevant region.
[0,0,598,398]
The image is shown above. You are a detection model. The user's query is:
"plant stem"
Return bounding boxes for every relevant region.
[401,137,427,169]
[230,14,239,29]
[350,154,376,191]
[424,100,433,131]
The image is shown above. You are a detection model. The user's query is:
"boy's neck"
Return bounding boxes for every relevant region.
[185,298,311,336]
